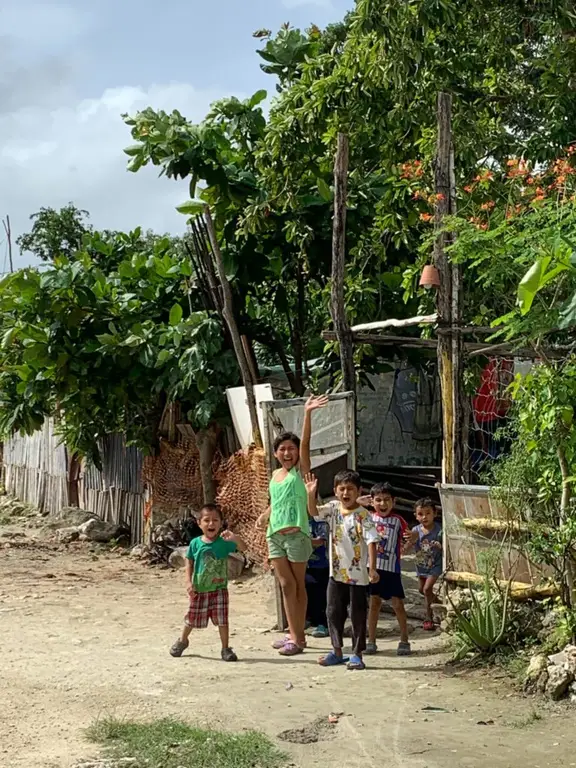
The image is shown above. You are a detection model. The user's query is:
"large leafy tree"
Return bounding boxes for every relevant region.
[123,2,576,390]
[0,229,238,500]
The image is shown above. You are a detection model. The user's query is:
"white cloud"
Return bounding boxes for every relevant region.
[0,82,227,269]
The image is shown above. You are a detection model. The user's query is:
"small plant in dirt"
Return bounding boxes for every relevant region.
[449,574,511,661]
[86,717,287,768]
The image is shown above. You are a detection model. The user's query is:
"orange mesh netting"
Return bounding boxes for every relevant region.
[144,441,269,566]
[216,447,269,566]
[143,440,221,511]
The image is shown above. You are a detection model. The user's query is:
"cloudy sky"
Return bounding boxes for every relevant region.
[0,0,352,270]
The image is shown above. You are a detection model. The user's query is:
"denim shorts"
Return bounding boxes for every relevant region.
[267,531,313,563]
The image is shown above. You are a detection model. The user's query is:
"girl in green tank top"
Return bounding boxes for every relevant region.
[256,394,329,657]
[267,468,309,536]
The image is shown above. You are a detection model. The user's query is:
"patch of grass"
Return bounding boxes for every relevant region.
[87,717,287,768]
[492,647,529,680]
[505,709,543,729]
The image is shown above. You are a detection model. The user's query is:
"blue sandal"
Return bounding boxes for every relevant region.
[318,652,347,667]
[347,654,366,670]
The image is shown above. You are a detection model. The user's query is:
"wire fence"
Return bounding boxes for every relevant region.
[465,356,533,482]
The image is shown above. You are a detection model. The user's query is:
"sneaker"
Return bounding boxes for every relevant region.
[397,641,412,656]
[169,639,189,658]
[221,647,238,662]
[312,625,329,638]
[364,642,378,655]
[423,620,435,632]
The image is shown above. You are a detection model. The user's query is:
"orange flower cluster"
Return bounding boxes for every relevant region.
[506,158,530,179]
[534,186,546,201]
[401,160,424,180]
[551,158,576,186]
[419,212,433,222]
[474,169,494,183]
[468,216,488,230]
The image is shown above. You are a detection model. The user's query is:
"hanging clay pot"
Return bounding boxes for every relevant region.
[419,264,441,288]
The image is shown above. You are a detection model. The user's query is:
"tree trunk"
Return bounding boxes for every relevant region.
[196,425,219,503]
[67,451,80,508]
[203,207,263,448]
[330,133,356,395]
[557,445,575,607]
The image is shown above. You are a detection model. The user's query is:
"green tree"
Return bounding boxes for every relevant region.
[17,204,91,262]
[492,362,576,609]
[123,4,576,390]
[0,230,238,501]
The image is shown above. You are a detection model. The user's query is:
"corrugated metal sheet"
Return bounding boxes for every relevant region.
[439,483,552,587]
[4,421,145,543]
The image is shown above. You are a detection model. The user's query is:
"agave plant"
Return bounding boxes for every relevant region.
[449,576,511,660]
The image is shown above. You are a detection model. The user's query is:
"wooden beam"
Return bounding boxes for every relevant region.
[445,571,559,600]
[460,518,530,533]
[321,330,565,359]
[351,313,437,332]
[330,133,356,397]
[203,207,263,448]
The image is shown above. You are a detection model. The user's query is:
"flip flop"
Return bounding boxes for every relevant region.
[347,654,366,671]
[318,651,347,666]
[272,636,307,650]
[312,625,329,638]
[278,641,304,656]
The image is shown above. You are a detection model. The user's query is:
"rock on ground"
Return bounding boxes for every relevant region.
[526,654,548,682]
[77,518,130,543]
[545,664,572,700]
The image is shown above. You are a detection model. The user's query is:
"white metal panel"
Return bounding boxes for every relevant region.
[226,384,274,450]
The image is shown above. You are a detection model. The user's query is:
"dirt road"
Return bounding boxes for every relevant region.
[1,529,575,768]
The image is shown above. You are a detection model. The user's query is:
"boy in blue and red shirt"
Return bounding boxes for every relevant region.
[359,483,411,656]
[305,516,330,638]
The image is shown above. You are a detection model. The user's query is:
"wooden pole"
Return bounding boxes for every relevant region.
[434,93,463,484]
[203,207,263,448]
[330,133,356,396]
[2,216,13,273]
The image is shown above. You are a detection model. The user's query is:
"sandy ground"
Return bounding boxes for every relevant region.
[2,526,576,768]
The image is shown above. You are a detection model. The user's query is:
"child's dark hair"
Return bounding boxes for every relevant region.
[273,432,301,452]
[415,497,436,513]
[371,482,394,498]
[333,469,362,489]
[198,503,223,521]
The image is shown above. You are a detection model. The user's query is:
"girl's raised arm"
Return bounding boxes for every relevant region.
[300,394,329,475]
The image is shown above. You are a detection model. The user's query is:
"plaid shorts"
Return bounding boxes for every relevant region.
[185,588,229,629]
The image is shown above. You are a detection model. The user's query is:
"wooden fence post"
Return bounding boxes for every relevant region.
[434,93,463,484]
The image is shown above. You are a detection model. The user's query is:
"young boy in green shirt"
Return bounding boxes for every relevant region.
[170,503,245,662]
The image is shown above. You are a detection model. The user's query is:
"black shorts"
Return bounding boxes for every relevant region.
[370,570,405,600]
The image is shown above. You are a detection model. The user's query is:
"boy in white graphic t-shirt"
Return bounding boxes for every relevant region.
[305,470,379,671]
